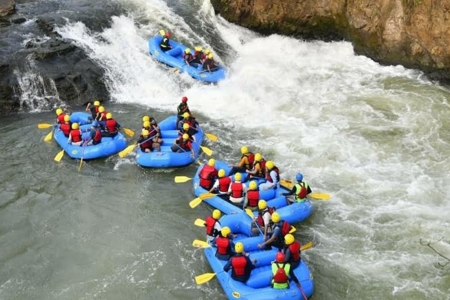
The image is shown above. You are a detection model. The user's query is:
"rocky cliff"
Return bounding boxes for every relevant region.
[211,0,450,83]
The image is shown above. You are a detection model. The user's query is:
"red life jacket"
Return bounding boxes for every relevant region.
[183,53,193,62]
[266,166,280,182]
[230,182,244,198]
[218,177,231,193]
[60,123,71,136]
[99,112,108,121]
[257,207,275,226]
[70,129,82,142]
[199,165,217,188]
[205,216,219,236]
[273,263,289,284]
[254,159,266,177]
[106,119,117,132]
[140,138,153,151]
[57,114,66,124]
[231,255,247,276]
[289,241,301,262]
[241,152,255,169]
[178,139,192,151]
[216,236,230,255]
[93,129,102,143]
[247,190,260,207]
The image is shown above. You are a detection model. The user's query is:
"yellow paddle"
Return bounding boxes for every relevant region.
[245,208,295,233]
[174,176,192,183]
[204,133,218,142]
[38,123,53,129]
[200,145,212,156]
[118,144,137,158]
[194,241,314,284]
[123,128,135,137]
[280,180,331,200]
[194,219,206,227]
[192,239,210,248]
[189,193,216,208]
[44,130,53,142]
[54,149,65,162]
[173,67,180,73]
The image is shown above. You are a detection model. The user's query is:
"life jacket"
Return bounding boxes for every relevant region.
[183,119,194,128]
[149,125,158,137]
[272,221,291,242]
[199,165,217,188]
[106,119,117,132]
[70,129,82,142]
[57,113,66,124]
[218,177,231,193]
[60,123,71,136]
[99,111,108,121]
[205,216,220,237]
[253,159,266,177]
[247,190,260,207]
[295,182,309,201]
[216,236,231,255]
[256,207,275,226]
[193,51,204,62]
[93,129,102,143]
[177,130,194,142]
[287,241,301,263]
[241,152,255,170]
[266,166,280,183]
[230,182,244,198]
[183,52,193,62]
[160,37,170,49]
[178,139,192,151]
[140,138,153,151]
[177,103,189,115]
[231,255,247,276]
[271,263,290,289]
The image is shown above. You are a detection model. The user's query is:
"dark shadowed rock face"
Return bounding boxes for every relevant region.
[211,0,450,84]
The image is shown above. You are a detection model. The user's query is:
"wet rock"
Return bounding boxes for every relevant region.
[0,0,15,17]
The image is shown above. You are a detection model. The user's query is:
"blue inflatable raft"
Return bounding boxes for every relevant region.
[135,115,205,168]
[192,160,313,224]
[198,213,314,300]
[53,112,128,160]
[148,35,226,83]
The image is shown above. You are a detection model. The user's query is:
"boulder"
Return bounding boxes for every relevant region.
[0,0,15,17]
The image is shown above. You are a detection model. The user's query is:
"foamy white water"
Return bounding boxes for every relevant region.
[56,1,450,298]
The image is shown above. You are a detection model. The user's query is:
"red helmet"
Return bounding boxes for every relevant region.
[166,31,171,37]
[275,252,285,263]
[182,96,188,102]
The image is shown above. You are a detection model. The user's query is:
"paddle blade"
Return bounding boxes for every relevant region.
[205,133,218,142]
[192,240,210,248]
[200,146,213,157]
[54,149,65,162]
[38,123,53,129]
[174,176,192,183]
[78,158,83,172]
[195,272,217,285]
[173,67,179,73]
[189,197,203,208]
[159,29,165,36]
[309,193,331,200]
[289,226,296,234]
[280,179,293,189]
[301,241,313,251]
[118,144,136,158]
[44,131,53,142]
[245,208,254,219]
[199,193,215,200]
[194,219,206,227]
[123,128,134,137]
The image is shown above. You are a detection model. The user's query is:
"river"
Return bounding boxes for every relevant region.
[0,0,449,299]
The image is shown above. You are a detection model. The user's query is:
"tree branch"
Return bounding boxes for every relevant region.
[420,237,450,267]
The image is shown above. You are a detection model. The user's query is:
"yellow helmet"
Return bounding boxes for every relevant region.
[182,133,189,140]
[205,49,211,55]
[284,234,295,245]
[143,116,150,122]
[266,161,274,170]
[106,113,112,119]
[249,181,257,190]
[182,123,189,130]
[208,53,213,59]
[258,200,267,210]
[185,48,191,54]
[212,209,221,220]
[208,158,215,167]
[183,112,190,119]
[63,115,70,122]
[56,108,63,116]
[235,173,242,181]
[195,46,202,51]
[271,212,281,223]
[94,100,100,106]
[143,121,150,128]
[218,169,225,178]
[235,242,244,254]
[255,153,262,161]
[142,130,149,137]
[98,106,105,113]
[240,146,248,154]
[71,123,79,130]
[221,227,231,237]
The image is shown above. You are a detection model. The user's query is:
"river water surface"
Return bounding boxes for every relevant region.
[1,0,450,299]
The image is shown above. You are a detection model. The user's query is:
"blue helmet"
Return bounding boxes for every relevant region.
[296,173,303,181]
[92,121,99,127]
